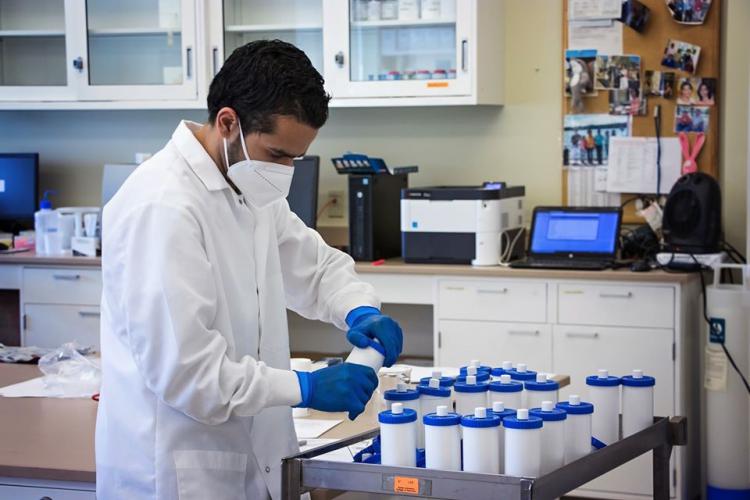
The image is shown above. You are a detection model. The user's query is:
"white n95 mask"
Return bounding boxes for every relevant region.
[224,120,295,208]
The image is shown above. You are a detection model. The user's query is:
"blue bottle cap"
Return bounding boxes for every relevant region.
[529,407,567,422]
[383,384,419,401]
[418,376,455,387]
[621,373,656,387]
[503,414,544,430]
[460,407,501,428]
[459,365,492,375]
[453,379,489,393]
[556,396,594,415]
[490,367,506,377]
[416,384,451,398]
[524,374,560,392]
[488,380,524,393]
[586,374,622,387]
[378,405,417,424]
[455,371,491,383]
[506,365,537,382]
[423,408,461,427]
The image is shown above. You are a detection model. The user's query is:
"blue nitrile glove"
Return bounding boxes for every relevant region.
[294,363,378,420]
[345,307,403,367]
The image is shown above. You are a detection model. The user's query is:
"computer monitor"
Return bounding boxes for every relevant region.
[0,153,39,231]
[288,156,320,229]
[529,207,621,257]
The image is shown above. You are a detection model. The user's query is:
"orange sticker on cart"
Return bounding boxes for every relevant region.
[394,476,419,494]
[426,81,449,88]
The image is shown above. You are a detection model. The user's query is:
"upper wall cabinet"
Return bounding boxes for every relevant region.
[1,0,503,109]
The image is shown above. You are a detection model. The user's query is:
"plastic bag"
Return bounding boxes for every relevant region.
[0,344,51,363]
[38,342,101,397]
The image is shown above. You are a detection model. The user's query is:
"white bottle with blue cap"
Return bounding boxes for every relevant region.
[586,369,621,445]
[489,374,523,410]
[456,365,491,384]
[491,360,514,381]
[524,372,560,409]
[621,369,655,437]
[454,374,489,416]
[556,394,594,464]
[490,401,516,474]
[379,402,417,467]
[461,406,501,474]
[423,405,461,471]
[384,383,422,447]
[503,408,543,477]
[460,359,492,376]
[346,337,385,372]
[418,377,452,424]
[530,401,567,474]
[418,370,455,388]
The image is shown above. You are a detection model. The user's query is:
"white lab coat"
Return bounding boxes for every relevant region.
[95,121,379,500]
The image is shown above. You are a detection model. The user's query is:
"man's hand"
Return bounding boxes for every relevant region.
[346,310,403,367]
[295,363,378,420]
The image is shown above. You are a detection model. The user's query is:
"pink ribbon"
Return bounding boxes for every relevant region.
[679,132,705,175]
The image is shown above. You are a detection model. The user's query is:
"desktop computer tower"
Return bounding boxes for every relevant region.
[348,174,407,262]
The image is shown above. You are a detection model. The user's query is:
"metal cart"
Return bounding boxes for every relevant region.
[282,416,686,499]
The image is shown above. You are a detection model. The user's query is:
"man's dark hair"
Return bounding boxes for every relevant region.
[207,40,330,133]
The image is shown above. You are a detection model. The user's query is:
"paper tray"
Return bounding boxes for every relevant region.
[282,416,686,500]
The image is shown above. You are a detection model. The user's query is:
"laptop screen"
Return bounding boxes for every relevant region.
[530,209,620,255]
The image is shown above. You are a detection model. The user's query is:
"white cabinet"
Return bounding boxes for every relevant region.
[0,0,200,104]
[323,0,503,105]
[438,279,547,323]
[438,319,552,370]
[21,267,102,349]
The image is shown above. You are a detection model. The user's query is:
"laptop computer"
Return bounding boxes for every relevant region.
[510,207,622,270]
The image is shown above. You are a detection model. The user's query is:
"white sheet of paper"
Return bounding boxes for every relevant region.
[568,20,623,54]
[606,137,682,194]
[568,167,620,207]
[406,365,460,382]
[0,376,93,398]
[293,418,342,439]
[594,166,609,192]
[569,0,622,20]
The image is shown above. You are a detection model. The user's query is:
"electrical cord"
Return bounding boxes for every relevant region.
[499,228,525,266]
[655,105,662,196]
[690,254,750,395]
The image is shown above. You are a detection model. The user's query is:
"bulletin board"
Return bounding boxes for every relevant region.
[562,0,722,223]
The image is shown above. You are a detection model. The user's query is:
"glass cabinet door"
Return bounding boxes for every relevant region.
[0,0,73,100]
[326,0,472,99]
[78,0,197,100]
[220,0,323,76]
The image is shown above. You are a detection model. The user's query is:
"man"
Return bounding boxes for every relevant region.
[96,40,403,499]
[585,129,595,165]
[594,130,604,165]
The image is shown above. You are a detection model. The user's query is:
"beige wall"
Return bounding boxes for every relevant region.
[0,0,746,252]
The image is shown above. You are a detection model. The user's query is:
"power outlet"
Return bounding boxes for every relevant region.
[327,190,345,219]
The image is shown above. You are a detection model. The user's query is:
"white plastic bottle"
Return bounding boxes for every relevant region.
[530,401,567,474]
[586,369,622,445]
[346,338,385,372]
[556,395,594,464]
[34,191,57,256]
[503,408,543,478]
[461,407,501,474]
[418,378,452,418]
[384,383,422,447]
[379,402,417,467]
[524,373,560,409]
[488,374,524,410]
[423,405,461,471]
[490,401,516,474]
[621,369,655,437]
[453,375,489,416]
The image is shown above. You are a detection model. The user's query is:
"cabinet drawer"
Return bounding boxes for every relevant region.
[23,304,101,349]
[438,320,552,372]
[0,484,95,500]
[23,268,102,305]
[552,324,674,497]
[438,280,547,323]
[557,283,674,329]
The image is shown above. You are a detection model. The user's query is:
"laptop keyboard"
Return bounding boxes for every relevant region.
[519,259,610,270]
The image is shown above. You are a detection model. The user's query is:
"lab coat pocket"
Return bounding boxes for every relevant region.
[174,450,247,500]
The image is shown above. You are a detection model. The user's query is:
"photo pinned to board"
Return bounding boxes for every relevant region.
[565,49,597,112]
[676,77,716,105]
[620,0,651,33]
[563,114,631,167]
[644,70,676,98]
[609,87,647,116]
[661,39,701,74]
[666,0,712,25]
[675,105,710,133]
[594,55,641,90]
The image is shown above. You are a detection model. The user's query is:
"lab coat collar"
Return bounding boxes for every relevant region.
[172,120,231,192]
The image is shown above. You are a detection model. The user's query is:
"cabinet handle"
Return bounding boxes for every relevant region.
[334,51,345,68]
[508,330,540,336]
[565,332,600,339]
[53,273,80,281]
[78,310,101,318]
[72,56,84,72]
[461,39,468,72]
[599,292,633,299]
[212,46,219,76]
[444,286,465,291]
[186,46,193,79]
[477,288,508,295]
